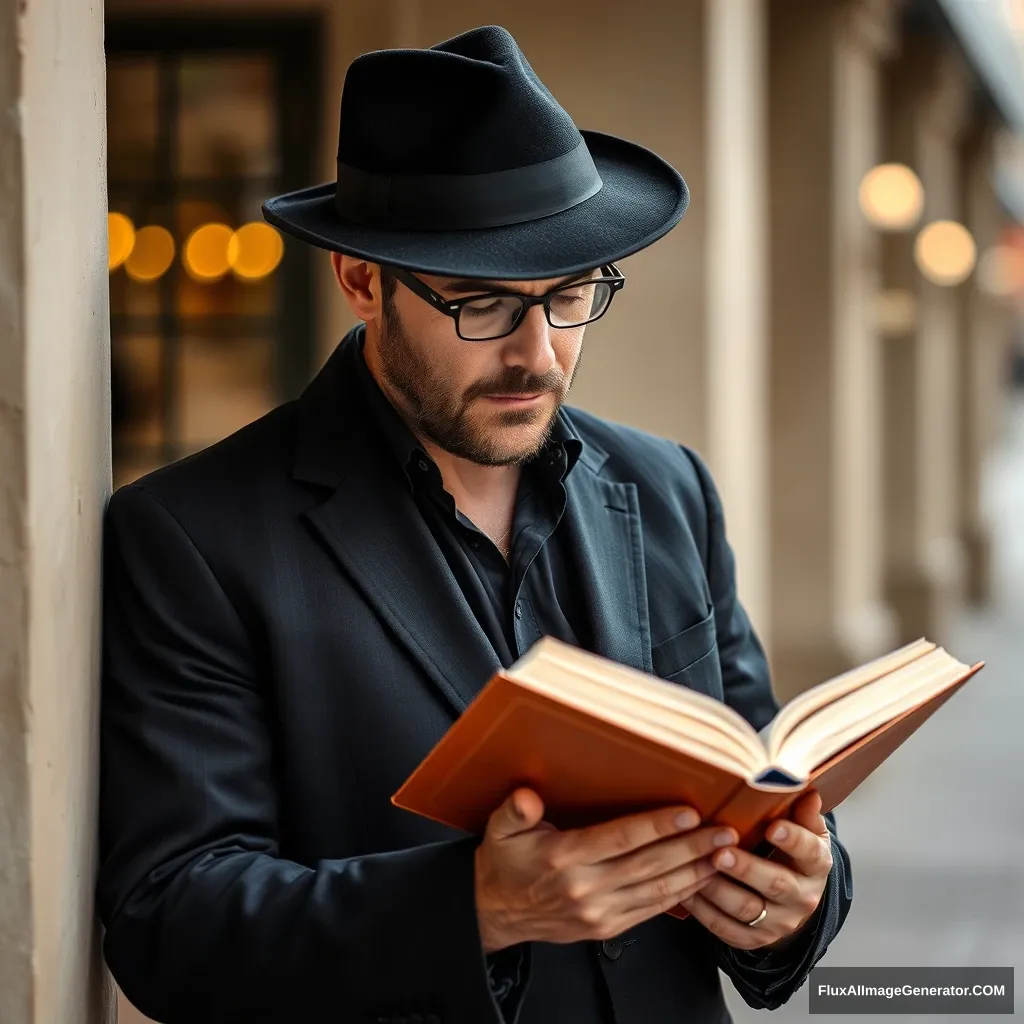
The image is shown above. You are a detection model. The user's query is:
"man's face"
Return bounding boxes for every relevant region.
[372,270,592,467]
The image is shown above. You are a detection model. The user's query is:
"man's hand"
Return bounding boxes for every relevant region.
[679,789,832,951]
[474,788,737,953]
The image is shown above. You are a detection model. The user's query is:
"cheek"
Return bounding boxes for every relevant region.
[557,331,585,373]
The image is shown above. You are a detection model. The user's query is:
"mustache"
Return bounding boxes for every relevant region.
[466,368,565,400]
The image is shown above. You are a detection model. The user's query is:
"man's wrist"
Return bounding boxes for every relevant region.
[475,846,514,955]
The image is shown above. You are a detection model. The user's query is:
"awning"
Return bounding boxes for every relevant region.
[933,0,1024,220]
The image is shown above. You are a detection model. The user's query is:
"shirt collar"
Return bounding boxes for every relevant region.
[351,324,583,491]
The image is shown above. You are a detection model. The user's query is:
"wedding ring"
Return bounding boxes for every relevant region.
[746,905,768,927]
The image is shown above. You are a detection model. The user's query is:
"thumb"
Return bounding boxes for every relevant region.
[793,788,828,836]
[486,787,545,840]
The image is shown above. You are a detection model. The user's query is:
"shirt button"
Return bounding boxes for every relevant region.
[417,458,430,472]
[515,602,523,619]
[601,937,624,960]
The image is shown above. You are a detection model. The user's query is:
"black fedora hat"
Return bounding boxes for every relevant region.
[262,25,688,280]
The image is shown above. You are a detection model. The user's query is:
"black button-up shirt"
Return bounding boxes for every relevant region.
[352,332,591,669]
[352,332,614,1022]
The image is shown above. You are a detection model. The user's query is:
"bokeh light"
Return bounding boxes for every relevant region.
[977,245,1024,298]
[228,222,284,280]
[858,163,925,231]
[183,223,234,282]
[108,212,136,271]
[914,220,977,286]
[124,225,176,283]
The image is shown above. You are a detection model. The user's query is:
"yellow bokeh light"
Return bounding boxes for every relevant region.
[184,223,234,282]
[124,225,176,283]
[228,222,284,280]
[914,220,977,286]
[858,163,925,231]
[108,212,136,271]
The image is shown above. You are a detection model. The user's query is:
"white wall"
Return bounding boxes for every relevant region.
[0,0,113,1020]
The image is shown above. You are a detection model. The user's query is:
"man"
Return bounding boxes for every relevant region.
[98,24,852,1024]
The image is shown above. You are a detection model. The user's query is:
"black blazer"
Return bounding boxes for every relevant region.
[98,331,852,1024]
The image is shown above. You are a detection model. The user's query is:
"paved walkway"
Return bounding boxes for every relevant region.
[725,394,1024,1021]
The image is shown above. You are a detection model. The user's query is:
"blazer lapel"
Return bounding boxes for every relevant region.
[292,334,500,718]
[562,435,653,675]
[304,462,501,717]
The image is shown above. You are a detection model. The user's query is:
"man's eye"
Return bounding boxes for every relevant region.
[462,298,506,317]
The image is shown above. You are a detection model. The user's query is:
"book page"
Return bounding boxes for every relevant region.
[511,639,767,768]
[766,638,934,760]
[507,666,758,777]
[773,648,971,777]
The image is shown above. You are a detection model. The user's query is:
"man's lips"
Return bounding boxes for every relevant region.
[483,392,547,402]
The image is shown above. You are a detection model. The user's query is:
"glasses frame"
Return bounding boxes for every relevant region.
[385,263,626,341]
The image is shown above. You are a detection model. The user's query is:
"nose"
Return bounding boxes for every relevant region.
[504,304,557,378]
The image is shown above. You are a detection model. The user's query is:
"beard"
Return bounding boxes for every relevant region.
[375,302,580,467]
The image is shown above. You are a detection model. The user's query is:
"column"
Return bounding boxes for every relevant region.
[958,118,1011,605]
[705,0,770,637]
[768,0,898,701]
[0,0,112,1022]
[881,39,969,643]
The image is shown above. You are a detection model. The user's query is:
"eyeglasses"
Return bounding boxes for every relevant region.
[385,263,625,341]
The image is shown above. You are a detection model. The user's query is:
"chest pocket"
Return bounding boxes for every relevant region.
[650,609,723,700]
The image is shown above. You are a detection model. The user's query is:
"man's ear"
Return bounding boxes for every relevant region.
[332,254,382,321]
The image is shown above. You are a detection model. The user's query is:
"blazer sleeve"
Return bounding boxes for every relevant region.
[97,483,511,1024]
[680,447,855,1010]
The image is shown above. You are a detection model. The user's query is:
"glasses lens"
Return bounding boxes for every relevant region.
[548,281,611,328]
[457,295,525,340]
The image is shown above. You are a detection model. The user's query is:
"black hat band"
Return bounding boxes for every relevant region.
[334,140,603,231]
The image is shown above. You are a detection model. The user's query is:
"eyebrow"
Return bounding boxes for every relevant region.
[439,269,599,296]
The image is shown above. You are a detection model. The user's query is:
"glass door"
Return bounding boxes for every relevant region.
[106,16,321,488]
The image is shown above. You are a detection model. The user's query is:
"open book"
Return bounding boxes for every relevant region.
[393,637,983,866]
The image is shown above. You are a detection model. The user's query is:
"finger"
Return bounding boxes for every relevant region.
[695,874,774,928]
[612,854,719,915]
[604,824,738,887]
[763,816,833,880]
[564,804,706,865]
[680,892,773,950]
[790,789,829,838]
[485,787,545,841]
[709,844,812,909]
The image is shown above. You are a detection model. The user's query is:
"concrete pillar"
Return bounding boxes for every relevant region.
[0,0,113,1022]
[705,0,770,638]
[768,0,898,701]
[881,39,969,644]
[958,118,1011,605]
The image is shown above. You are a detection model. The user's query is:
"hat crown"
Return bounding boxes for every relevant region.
[337,26,582,176]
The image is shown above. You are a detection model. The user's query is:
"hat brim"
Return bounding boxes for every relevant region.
[261,130,688,280]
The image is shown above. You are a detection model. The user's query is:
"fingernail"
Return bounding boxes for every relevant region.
[716,849,735,868]
[675,809,698,830]
[713,829,736,847]
[771,824,788,842]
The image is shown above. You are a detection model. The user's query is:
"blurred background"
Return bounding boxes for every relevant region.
[99,0,1022,1019]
